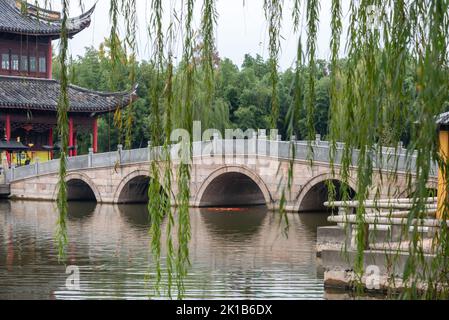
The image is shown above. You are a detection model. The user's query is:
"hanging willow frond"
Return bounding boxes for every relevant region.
[175,0,195,300]
[149,0,164,147]
[122,0,137,149]
[161,3,176,298]
[292,0,302,33]
[201,0,218,114]
[163,58,175,298]
[147,0,165,297]
[264,0,283,129]
[305,0,319,146]
[325,0,342,206]
[109,0,120,90]
[55,0,70,262]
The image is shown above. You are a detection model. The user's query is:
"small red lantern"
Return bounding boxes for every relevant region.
[23,124,33,132]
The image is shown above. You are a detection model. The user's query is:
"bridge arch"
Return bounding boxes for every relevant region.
[194,165,272,207]
[113,170,171,204]
[294,173,357,212]
[52,172,102,202]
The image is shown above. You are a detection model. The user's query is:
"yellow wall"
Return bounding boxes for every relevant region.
[438,130,449,220]
[1,151,52,166]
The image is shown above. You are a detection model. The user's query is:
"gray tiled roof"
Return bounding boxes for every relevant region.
[0,76,136,114]
[0,0,94,38]
[0,140,28,151]
[437,112,449,126]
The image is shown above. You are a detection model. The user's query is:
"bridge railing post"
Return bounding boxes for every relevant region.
[88,148,93,168]
[212,132,218,156]
[212,132,223,164]
[117,144,123,165]
[148,141,152,161]
[34,158,39,176]
[290,135,297,158]
[269,130,280,160]
[258,129,267,159]
[247,131,257,165]
[315,134,321,146]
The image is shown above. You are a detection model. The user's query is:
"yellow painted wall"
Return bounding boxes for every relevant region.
[438,130,449,220]
[1,151,52,166]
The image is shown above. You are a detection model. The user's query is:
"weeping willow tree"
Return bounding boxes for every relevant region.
[49,0,449,299]
[324,0,449,299]
[55,0,70,261]
[122,0,137,149]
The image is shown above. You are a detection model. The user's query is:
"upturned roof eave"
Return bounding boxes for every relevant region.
[0,0,95,39]
[0,75,137,114]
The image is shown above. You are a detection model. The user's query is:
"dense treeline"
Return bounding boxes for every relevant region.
[54,41,424,155]
[54,42,335,153]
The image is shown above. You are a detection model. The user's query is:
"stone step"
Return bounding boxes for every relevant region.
[0,183,10,197]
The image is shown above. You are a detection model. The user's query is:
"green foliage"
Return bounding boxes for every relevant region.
[263,0,283,129]
[55,0,70,262]
[57,47,334,146]
[234,105,270,131]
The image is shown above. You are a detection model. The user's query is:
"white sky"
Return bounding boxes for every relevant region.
[45,0,351,70]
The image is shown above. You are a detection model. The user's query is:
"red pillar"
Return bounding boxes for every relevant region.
[73,131,78,156]
[48,128,53,160]
[92,118,98,153]
[5,114,11,165]
[69,118,74,157]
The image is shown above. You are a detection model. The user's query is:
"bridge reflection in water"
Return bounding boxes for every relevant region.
[0,200,332,299]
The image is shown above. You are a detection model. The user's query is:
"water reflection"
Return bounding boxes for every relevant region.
[117,204,150,229]
[0,200,332,300]
[68,202,96,221]
[198,206,267,241]
[0,201,11,213]
[298,212,334,234]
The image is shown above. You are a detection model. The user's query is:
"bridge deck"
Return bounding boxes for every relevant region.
[3,138,438,209]
[4,138,436,183]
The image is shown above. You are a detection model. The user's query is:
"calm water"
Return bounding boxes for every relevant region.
[0,200,331,300]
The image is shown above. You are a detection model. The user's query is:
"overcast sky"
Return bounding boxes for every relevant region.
[46,0,351,70]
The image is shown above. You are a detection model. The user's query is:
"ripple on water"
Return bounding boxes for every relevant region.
[0,201,332,300]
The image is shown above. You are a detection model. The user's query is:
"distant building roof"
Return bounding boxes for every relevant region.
[0,0,95,39]
[0,76,137,114]
[0,140,28,151]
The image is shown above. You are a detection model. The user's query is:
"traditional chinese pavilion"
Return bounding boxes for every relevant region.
[0,0,135,165]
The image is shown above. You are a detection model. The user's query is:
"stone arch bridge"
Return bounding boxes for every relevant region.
[5,136,438,212]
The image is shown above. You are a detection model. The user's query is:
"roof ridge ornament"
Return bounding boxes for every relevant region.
[15,0,61,21]
[0,0,95,38]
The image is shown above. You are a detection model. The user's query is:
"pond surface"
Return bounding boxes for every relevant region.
[0,201,331,300]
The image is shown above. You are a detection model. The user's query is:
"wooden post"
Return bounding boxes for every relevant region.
[48,128,53,160]
[437,129,449,220]
[5,114,11,165]
[69,118,74,157]
[92,118,98,153]
[73,131,77,156]
[47,38,52,79]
